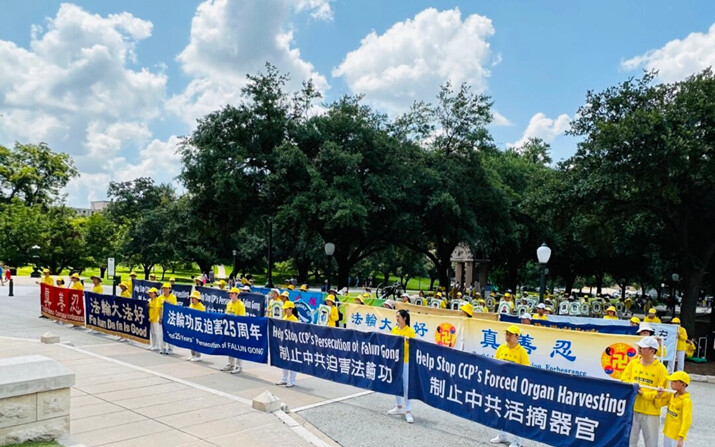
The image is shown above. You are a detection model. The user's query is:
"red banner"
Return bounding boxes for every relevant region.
[40,283,86,325]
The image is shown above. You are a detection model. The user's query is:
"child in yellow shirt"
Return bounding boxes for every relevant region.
[657,371,692,447]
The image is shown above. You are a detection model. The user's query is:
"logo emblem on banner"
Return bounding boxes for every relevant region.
[435,323,457,347]
[601,342,637,378]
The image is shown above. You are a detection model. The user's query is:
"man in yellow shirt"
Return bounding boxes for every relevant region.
[491,325,530,446]
[644,308,662,324]
[671,318,689,372]
[147,288,163,352]
[657,371,692,447]
[40,269,54,286]
[276,301,300,388]
[69,273,84,291]
[90,275,103,294]
[217,279,226,290]
[128,270,137,294]
[532,303,548,320]
[221,287,246,374]
[160,284,178,355]
[186,291,205,361]
[325,294,339,327]
[621,336,668,447]
[604,305,619,320]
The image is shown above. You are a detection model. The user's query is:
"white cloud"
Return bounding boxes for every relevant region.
[0,4,169,206]
[491,110,512,127]
[507,113,571,148]
[622,23,715,82]
[167,0,330,125]
[332,8,497,114]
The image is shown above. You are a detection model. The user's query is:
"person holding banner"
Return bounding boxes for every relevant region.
[671,318,689,372]
[490,325,530,447]
[657,371,692,447]
[532,303,547,320]
[186,291,205,362]
[276,301,299,387]
[630,316,641,326]
[161,283,178,355]
[90,275,103,294]
[221,287,246,373]
[39,269,54,286]
[621,336,669,447]
[118,281,131,298]
[644,308,662,324]
[325,294,339,327]
[69,273,84,291]
[147,287,163,352]
[387,309,416,423]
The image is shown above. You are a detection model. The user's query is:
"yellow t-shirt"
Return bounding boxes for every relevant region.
[71,281,84,291]
[226,300,246,316]
[283,314,298,322]
[621,358,668,415]
[676,326,688,351]
[662,392,692,441]
[644,315,662,324]
[495,343,530,366]
[532,314,548,320]
[91,285,104,294]
[148,296,162,323]
[327,305,339,327]
[162,294,177,306]
[189,302,205,311]
[391,325,416,363]
[603,315,619,320]
[120,289,132,298]
[41,276,54,286]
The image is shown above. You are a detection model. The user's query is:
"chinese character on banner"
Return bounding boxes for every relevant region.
[574,416,599,441]
[194,316,204,333]
[480,329,500,350]
[101,300,111,316]
[314,352,326,369]
[365,313,377,327]
[69,295,82,315]
[90,298,101,314]
[429,377,446,398]
[377,364,393,383]
[204,319,214,334]
[290,348,303,363]
[249,324,262,339]
[338,358,351,374]
[447,383,463,404]
[413,322,428,337]
[550,340,577,361]
[365,361,376,380]
[237,322,249,339]
[465,389,483,409]
[111,302,121,317]
[167,311,177,326]
[303,351,314,365]
[213,319,223,335]
[549,410,572,436]
[279,346,289,360]
[351,359,365,377]
[122,303,134,321]
[504,400,525,423]
[351,312,363,325]
[518,334,537,354]
[484,394,502,417]
[379,318,392,331]
[326,355,339,372]
[57,294,66,312]
[526,406,548,429]
[134,305,145,325]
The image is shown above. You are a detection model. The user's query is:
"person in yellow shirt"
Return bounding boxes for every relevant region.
[147,288,163,352]
[186,291,205,361]
[221,287,246,374]
[621,336,669,447]
[39,269,54,286]
[169,276,176,287]
[499,293,515,314]
[90,275,103,294]
[118,281,131,298]
[604,305,619,320]
[149,273,157,282]
[459,302,473,318]
[532,303,548,320]
[657,371,692,447]
[325,294,339,327]
[276,301,299,387]
[299,284,308,292]
[387,309,416,424]
[128,270,137,294]
[69,273,84,291]
[644,308,662,324]
[671,318,689,372]
[217,279,226,290]
[630,316,641,326]
[160,283,178,355]
[491,325,530,446]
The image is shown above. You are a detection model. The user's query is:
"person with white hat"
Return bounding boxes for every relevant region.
[621,336,668,447]
[532,303,547,320]
[490,325,530,447]
[656,370,692,447]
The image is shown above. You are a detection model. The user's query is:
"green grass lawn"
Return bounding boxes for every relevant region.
[4,441,62,447]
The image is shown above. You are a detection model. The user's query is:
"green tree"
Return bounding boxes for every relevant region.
[567,69,715,335]
[80,212,119,278]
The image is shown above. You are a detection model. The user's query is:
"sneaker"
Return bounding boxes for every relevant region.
[159,350,168,355]
[490,435,508,444]
[275,381,287,386]
[405,413,414,423]
[508,443,522,447]
[220,365,234,372]
[189,356,201,362]
[387,406,405,415]
[149,347,160,351]
[286,383,295,388]
[185,356,194,361]
[167,348,173,354]
[230,367,242,374]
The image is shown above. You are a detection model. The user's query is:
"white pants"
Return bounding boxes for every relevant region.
[629,412,660,447]
[497,431,522,446]
[663,435,682,447]
[395,362,411,412]
[150,322,163,349]
[281,369,297,385]
[675,350,686,372]
[228,357,243,368]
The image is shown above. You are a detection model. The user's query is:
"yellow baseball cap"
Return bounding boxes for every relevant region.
[666,371,690,385]
[283,301,295,309]
[505,325,521,336]
[147,287,158,294]
[219,280,226,286]
[648,308,656,314]
[162,283,171,289]
[630,316,641,324]
[229,287,241,294]
[606,306,616,312]
[671,317,681,324]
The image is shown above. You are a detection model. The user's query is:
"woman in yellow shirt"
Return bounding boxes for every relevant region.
[90,275,103,294]
[671,318,689,372]
[186,291,205,361]
[604,306,619,320]
[491,325,530,445]
[69,273,84,291]
[118,282,131,298]
[40,269,54,286]
[325,295,339,327]
[221,287,246,374]
[276,301,299,387]
[147,288,163,352]
[387,309,416,423]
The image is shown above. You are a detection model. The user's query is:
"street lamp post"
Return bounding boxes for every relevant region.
[266,220,274,288]
[324,242,335,291]
[30,245,41,278]
[671,273,679,315]
[536,243,552,303]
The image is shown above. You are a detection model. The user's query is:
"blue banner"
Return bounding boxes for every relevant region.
[269,319,404,395]
[131,279,162,300]
[499,314,638,335]
[162,303,268,363]
[172,284,192,306]
[252,286,270,296]
[289,290,325,323]
[195,286,230,313]
[85,291,150,343]
[240,292,266,318]
[408,339,636,447]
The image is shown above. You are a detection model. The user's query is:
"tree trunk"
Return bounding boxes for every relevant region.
[382,271,391,286]
[595,271,604,295]
[142,263,152,280]
[680,266,707,339]
[506,261,519,294]
[99,267,107,279]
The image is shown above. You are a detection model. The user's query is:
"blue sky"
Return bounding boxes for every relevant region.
[1,1,713,206]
